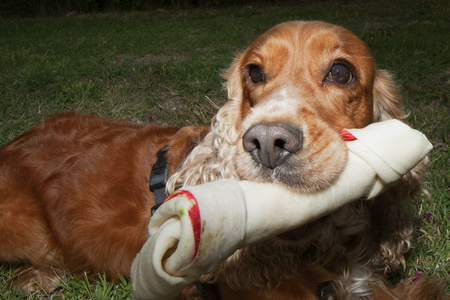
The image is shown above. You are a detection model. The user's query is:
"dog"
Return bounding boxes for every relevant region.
[0,21,442,299]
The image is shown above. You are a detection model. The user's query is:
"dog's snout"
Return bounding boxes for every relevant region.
[243,124,303,169]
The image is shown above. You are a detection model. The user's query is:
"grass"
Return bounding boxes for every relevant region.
[0,269,132,299]
[0,0,449,298]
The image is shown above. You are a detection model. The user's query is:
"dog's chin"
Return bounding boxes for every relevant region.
[256,166,338,193]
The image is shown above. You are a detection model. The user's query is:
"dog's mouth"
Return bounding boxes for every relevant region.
[276,222,316,240]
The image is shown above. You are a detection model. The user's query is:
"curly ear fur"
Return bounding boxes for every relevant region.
[369,69,429,273]
[368,157,429,273]
[166,57,244,195]
[165,104,239,195]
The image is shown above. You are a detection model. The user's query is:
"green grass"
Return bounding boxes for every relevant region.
[0,268,132,299]
[0,0,449,298]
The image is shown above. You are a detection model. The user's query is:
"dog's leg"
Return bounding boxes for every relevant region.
[0,165,62,293]
[9,265,64,293]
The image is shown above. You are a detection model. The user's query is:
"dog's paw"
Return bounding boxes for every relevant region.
[9,265,61,293]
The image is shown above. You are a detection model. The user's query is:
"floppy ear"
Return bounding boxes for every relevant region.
[218,53,247,129]
[166,100,242,194]
[166,56,244,194]
[222,54,243,104]
[373,70,406,121]
[370,71,430,274]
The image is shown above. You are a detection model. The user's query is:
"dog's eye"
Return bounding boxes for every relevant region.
[328,63,353,84]
[249,65,265,83]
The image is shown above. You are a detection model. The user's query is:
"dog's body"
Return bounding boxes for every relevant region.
[0,113,210,291]
[0,21,442,299]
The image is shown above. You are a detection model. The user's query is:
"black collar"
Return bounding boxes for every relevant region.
[149,146,211,300]
[149,146,169,215]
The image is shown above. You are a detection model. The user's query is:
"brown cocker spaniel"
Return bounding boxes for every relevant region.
[0,21,442,299]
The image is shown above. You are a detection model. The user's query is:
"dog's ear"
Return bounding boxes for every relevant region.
[218,53,246,128]
[373,70,406,121]
[370,71,430,275]
[222,54,243,103]
[166,56,244,194]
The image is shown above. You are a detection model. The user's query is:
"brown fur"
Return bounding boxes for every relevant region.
[0,113,210,289]
[0,21,443,299]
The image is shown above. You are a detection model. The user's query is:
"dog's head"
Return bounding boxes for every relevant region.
[172,22,417,290]
[219,21,404,192]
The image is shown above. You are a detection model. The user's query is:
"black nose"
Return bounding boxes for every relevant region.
[242,124,303,169]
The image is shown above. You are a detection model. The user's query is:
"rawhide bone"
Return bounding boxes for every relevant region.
[131,119,432,300]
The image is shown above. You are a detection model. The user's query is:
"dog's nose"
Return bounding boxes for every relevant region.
[242,124,303,169]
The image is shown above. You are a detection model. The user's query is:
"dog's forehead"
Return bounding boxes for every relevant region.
[245,21,374,66]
